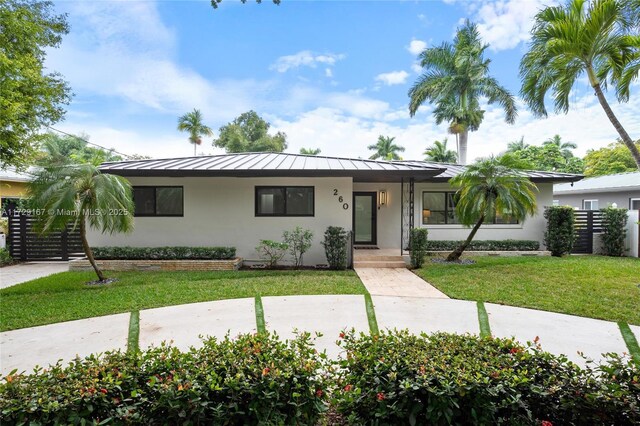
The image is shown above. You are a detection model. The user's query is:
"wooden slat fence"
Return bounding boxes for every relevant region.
[572,210,603,254]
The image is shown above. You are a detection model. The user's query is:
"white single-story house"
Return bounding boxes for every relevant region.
[92,152,582,264]
[553,171,640,211]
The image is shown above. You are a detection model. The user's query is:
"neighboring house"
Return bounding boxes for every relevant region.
[0,168,33,215]
[93,152,581,264]
[553,172,640,211]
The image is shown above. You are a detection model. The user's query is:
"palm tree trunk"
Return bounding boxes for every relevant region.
[591,81,640,169]
[80,218,105,281]
[194,143,196,156]
[446,215,485,261]
[458,130,468,165]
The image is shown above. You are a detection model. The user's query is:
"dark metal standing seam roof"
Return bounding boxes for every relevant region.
[395,160,583,183]
[99,152,447,182]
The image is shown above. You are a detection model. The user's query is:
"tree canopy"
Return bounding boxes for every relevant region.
[213,111,287,153]
[36,133,122,167]
[1,0,72,170]
[584,140,640,176]
[520,0,640,169]
[409,20,516,165]
[368,136,405,160]
[423,138,458,163]
[177,109,213,156]
[299,148,321,155]
[504,138,584,174]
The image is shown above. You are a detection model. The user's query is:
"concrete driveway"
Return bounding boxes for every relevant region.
[2,295,638,375]
[0,262,69,289]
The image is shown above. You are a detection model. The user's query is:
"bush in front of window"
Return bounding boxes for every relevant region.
[321,226,349,270]
[409,228,429,268]
[601,207,628,257]
[424,240,540,251]
[544,206,576,256]
[255,240,289,268]
[92,246,236,260]
[283,226,314,268]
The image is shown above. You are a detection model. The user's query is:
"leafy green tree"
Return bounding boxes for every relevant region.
[423,138,458,163]
[28,164,135,282]
[506,137,529,153]
[543,135,578,159]
[0,0,72,170]
[177,109,213,156]
[214,111,287,153]
[507,143,584,173]
[368,135,405,160]
[447,156,538,261]
[409,21,516,165]
[36,133,122,167]
[583,140,640,175]
[300,147,321,155]
[520,0,640,169]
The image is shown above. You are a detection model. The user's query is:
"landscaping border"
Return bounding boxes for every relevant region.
[69,258,243,272]
[425,251,551,257]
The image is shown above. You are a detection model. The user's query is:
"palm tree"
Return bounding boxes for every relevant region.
[543,135,578,159]
[423,138,458,163]
[520,0,640,169]
[409,20,517,165]
[177,109,213,156]
[368,135,405,160]
[28,164,135,282]
[446,156,538,261]
[300,147,321,155]
[506,137,529,152]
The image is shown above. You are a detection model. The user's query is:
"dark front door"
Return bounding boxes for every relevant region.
[353,192,377,245]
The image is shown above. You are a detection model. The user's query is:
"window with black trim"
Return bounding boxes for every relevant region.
[255,186,314,216]
[133,186,183,217]
[422,191,518,225]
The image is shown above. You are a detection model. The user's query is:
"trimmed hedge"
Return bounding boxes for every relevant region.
[0,333,328,424]
[544,206,576,256]
[410,228,429,268]
[425,239,540,251]
[601,207,628,257]
[92,246,236,260]
[334,331,640,425]
[2,331,638,424]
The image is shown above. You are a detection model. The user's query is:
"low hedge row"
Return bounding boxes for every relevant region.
[92,246,236,260]
[2,331,638,424]
[425,239,540,251]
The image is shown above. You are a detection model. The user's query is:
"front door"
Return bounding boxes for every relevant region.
[353,192,377,245]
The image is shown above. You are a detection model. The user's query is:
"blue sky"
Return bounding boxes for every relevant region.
[47,0,640,161]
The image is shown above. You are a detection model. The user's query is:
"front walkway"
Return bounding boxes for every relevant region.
[0,262,69,289]
[2,295,638,375]
[355,267,448,298]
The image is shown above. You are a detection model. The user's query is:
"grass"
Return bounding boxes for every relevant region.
[476,302,491,338]
[417,255,640,325]
[0,270,365,331]
[618,323,640,364]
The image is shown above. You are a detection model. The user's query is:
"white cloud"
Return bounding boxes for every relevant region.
[375,70,410,86]
[269,51,345,73]
[411,63,423,74]
[406,39,427,56]
[449,0,559,51]
[325,68,333,78]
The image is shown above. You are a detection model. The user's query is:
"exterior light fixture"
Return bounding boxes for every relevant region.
[379,190,387,207]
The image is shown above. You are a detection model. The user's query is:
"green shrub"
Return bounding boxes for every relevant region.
[0,247,12,266]
[92,246,236,260]
[544,206,576,256]
[425,239,539,251]
[255,239,289,267]
[410,228,429,268]
[0,333,328,424]
[283,226,314,268]
[321,226,349,270]
[601,207,628,257]
[334,330,640,425]
[0,217,7,234]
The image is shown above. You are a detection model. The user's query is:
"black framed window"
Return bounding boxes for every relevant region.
[255,186,314,217]
[422,191,518,225]
[133,186,183,217]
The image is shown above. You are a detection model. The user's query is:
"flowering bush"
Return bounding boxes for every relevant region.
[333,330,640,425]
[0,332,328,424]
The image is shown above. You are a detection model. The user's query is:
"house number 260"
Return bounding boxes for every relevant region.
[333,189,349,210]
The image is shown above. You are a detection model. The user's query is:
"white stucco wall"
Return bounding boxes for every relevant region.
[87,177,352,265]
[414,182,554,246]
[352,182,401,249]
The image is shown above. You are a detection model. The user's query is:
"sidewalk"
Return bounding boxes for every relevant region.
[0,262,69,289]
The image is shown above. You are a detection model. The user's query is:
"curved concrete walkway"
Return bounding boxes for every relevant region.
[1,295,638,375]
[0,262,69,289]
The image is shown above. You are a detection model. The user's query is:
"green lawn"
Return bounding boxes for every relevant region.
[416,255,640,325]
[0,270,366,331]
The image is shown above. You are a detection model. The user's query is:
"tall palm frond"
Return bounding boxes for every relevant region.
[177,109,214,156]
